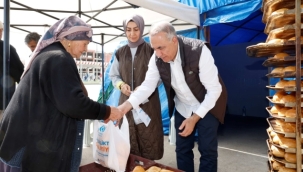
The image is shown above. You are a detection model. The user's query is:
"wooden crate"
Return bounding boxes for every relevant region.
[79,154,184,172]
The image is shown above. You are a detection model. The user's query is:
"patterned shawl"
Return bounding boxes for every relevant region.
[21,15,92,78]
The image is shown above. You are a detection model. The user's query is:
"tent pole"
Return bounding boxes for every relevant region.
[101,34,105,103]
[78,0,81,17]
[197,26,200,40]
[203,13,210,42]
[204,26,210,42]
[3,0,10,110]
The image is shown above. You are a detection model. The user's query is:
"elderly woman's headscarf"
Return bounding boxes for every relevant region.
[21,15,92,78]
[123,14,145,48]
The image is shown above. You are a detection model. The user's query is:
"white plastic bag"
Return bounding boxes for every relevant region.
[168,115,176,146]
[93,116,130,172]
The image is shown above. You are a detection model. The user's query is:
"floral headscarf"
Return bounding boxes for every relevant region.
[21,15,93,78]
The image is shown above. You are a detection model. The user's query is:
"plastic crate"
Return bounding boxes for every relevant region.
[79,154,184,172]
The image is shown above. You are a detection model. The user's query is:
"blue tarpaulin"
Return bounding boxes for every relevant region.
[177,0,266,47]
[178,0,262,26]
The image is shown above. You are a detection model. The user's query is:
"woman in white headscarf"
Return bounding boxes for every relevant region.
[0,16,123,172]
[109,14,163,160]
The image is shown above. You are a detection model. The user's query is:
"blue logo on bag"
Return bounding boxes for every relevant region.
[99,125,106,133]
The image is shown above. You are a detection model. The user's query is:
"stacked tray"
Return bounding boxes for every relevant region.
[266,96,303,107]
[262,0,300,24]
[266,68,303,78]
[247,2,303,57]
[267,138,301,169]
[266,25,303,42]
[267,129,298,153]
[246,43,303,57]
[266,107,298,122]
[267,118,303,138]
[265,85,303,92]
[262,56,303,67]
[265,9,303,34]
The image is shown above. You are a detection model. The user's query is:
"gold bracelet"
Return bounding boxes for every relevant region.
[116,81,125,90]
[119,82,126,90]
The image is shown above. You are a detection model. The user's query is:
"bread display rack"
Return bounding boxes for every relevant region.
[246,0,303,171]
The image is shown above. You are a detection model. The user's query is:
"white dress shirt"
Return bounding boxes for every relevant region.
[128,44,222,119]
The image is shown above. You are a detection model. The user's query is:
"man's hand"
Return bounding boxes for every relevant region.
[114,119,121,126]
[178,114,200,137]
[118,101,133,114]
[121,83,131,96]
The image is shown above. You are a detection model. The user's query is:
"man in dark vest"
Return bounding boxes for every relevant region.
[118,21,227,172]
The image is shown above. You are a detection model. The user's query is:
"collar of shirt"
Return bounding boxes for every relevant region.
[168,44,180,64]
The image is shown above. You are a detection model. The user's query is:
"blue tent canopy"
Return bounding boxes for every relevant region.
[210,10,267,46]
[178,0,267,46]
[178,0,262,26]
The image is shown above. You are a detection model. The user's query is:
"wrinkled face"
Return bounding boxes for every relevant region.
[150,32,178,62]
[27,40,38,52]
[126,21,140,43]
[69,40,89,58]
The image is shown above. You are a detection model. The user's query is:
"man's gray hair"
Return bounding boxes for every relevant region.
[25,32,41,44]
[149,21,177,41]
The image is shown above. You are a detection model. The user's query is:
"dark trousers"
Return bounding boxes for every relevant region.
[174,110,219,172]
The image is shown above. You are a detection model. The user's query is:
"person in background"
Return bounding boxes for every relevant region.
[23,32,41,67]
[24,32,41,52]
[109,14,163,160]
[0,16,123,172]
[118,21,227,172]
[0,21,24,118]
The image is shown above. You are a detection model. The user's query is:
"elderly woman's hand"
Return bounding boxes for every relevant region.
[106,106,124,123]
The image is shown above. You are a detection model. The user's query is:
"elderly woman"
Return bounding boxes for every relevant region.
[109,14,163,160]
[0,16,123,172]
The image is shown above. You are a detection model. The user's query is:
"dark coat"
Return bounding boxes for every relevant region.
[0,40,24,109]
[116,42,163,160]
[0,42,110,172]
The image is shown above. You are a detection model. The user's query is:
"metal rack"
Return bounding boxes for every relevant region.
[246,0,302,171]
